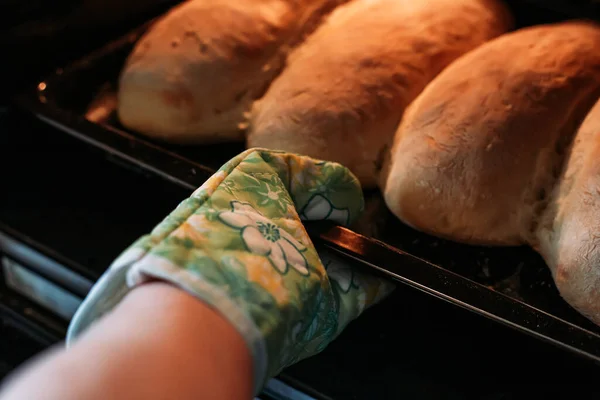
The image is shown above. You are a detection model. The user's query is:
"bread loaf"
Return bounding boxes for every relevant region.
[117,0,348,143]
[382,21,600,246]
[381,21,600,324]
[537,99,600,323]
[248,0,512,187]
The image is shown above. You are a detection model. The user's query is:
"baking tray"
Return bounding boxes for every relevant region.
[15,0,600,366]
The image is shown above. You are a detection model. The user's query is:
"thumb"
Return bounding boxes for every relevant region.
[239,149,365,226]
[320,249,396,336]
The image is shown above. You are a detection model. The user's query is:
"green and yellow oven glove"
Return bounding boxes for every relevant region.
[67,148,394,394]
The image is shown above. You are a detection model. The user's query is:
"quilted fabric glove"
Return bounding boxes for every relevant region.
[67,149,394,394]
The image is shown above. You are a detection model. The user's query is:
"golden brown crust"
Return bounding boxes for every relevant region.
[382,21,600,246]
[247,0,512,188]
[117,0,348,144]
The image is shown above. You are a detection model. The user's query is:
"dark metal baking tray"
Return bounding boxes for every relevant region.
[15,1,600,368]
[3,111,600,399]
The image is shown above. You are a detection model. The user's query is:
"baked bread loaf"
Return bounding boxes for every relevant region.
[537,98,600,323]
[381,21,600,323]
[247,0,513,188]
[117,0,348,143]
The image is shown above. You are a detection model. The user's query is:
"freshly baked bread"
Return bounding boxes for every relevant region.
[382,21,600,246]
[248,0,513,188]
[117,0,348,143]
[537,99,600,323]
[381,21,600,324]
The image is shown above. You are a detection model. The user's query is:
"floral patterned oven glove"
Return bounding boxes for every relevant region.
[67,149,394,394]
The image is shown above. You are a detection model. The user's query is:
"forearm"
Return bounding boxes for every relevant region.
[0,283,253,400]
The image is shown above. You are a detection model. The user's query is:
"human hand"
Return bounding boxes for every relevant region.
[67,149,394,394]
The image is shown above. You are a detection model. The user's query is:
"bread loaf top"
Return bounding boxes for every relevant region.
[382,21,600,246]
[248,0,513,187]
[117,0,347,143]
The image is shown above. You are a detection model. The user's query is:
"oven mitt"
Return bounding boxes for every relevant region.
[66,148,394,394]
